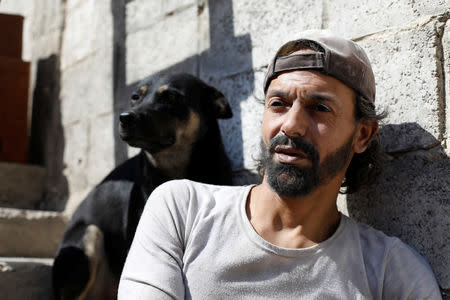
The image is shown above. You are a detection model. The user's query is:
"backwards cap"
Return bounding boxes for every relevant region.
[264,30,376,103]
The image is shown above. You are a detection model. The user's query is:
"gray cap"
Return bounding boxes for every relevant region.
[264,30,376,103]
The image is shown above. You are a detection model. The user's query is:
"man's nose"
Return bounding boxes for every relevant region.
[280,102,308,138]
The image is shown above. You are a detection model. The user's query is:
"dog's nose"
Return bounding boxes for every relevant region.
[119,112,137,124]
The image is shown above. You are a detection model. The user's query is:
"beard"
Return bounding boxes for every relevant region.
[257,133,354,198]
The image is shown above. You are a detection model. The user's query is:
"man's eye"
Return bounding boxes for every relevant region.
[312,103,331,112]
[268,99,284,107]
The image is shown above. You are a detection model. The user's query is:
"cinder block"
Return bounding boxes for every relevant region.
[231,0,323,70]
[0,208,67,257]
[0,163,45,209]
[60,47,113,126]
[87,113,116,186]
[358,19,443,142]
[126,0,195,33]
[326,0,449,38]
[63,122,90,195]
[0,257,54,300]
[61,0,112,69]
[126,0,163,33]
[126,4,198,84]
[346,148,450,289]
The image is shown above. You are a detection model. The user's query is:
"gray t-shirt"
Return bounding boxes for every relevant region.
[119,180,441,299]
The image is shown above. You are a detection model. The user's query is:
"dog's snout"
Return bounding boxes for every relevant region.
[120,112,137,124]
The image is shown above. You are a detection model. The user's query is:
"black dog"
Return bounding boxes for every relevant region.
[52,73,233,300]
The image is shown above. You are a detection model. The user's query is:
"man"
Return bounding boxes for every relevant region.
[118,30,441,299]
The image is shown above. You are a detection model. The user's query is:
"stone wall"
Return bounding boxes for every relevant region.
[1,0,449,294]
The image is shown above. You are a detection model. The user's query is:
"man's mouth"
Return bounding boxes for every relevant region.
[273,145,311,164]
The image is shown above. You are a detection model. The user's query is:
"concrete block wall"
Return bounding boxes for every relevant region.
[1,0,449,296]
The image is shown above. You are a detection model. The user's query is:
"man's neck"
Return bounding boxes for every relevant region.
[246,177,341,249]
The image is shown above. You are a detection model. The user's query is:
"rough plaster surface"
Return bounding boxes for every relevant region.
[0,257,54,300]
[0,163,45,209]
[380,123,441,154]
[0,208,67,257]
[327,0,449,38]
[126,4,199,84]
[359,18,445,141]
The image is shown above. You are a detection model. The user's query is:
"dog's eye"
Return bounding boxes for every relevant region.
[131,93,140,101]
[168,93,176,101]
[161,90,182,102]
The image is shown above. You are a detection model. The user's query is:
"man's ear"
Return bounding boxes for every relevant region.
[353,120,378,153]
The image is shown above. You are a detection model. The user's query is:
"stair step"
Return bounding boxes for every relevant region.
[0,207,67,257]
[0,162,46,209]
[0,257,54,300]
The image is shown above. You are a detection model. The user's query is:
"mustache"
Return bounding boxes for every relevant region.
[268,134,318,159]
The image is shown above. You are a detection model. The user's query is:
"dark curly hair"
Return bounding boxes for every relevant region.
[341,94,387,194]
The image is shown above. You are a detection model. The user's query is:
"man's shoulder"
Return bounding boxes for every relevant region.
[346,217,424,264]
[344,217,440,298]
[149,179,252,213]
[153,179,249,198]
[346,217,423,260]
[346,217,398,252]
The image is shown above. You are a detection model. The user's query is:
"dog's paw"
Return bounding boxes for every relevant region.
[53,246,90,300]
[53,225,108,300]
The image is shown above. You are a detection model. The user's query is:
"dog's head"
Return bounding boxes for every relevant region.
[119,73,232,154]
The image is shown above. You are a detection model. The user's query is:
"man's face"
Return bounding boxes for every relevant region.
[260,70,358,197]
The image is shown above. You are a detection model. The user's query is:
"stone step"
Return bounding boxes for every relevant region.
[0,207,67,257]
[0,162,46,209]
[0,257,54,300]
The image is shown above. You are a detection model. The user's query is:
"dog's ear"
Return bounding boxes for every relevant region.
[210,89,232,119]
[213,96,232,119]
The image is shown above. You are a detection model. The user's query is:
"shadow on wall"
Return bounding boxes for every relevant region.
[347,122,449,290]
[111,0,258,184]
[29,54,68,211]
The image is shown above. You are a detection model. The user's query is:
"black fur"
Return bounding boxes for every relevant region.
[53,73,232,300]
